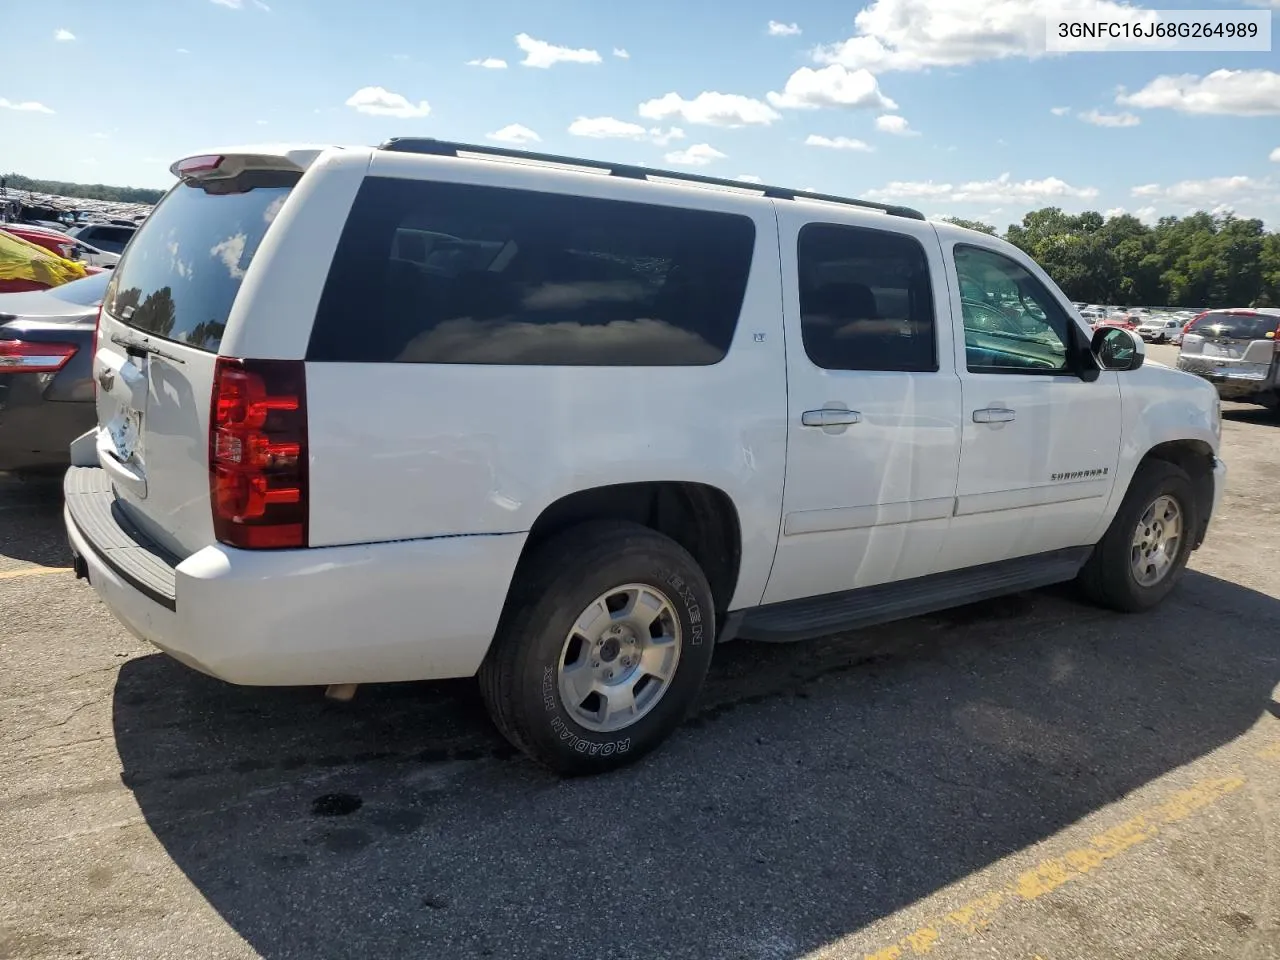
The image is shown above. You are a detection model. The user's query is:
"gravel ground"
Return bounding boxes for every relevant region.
[3,343,1279,960]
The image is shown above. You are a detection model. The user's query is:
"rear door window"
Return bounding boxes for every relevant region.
[1193,312,1279,341]
[307,177,757,366]
[796,222,937,372]
[104,171,297,352]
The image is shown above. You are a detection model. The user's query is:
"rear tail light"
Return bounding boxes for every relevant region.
[209,357,308,549]
[0,339,78,374]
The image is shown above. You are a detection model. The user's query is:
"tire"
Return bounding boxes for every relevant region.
[478,520,716,776]
[1077,459,1198,613]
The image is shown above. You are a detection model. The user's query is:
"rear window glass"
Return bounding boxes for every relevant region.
[104,172,297,352]
[308,177,757,365]
[1193,312,1279,341]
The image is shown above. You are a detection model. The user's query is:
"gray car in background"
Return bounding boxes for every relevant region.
[0,272,110,475]
[1177,308,1280,410]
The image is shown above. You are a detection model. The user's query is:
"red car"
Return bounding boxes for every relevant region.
[1096,315,1138,331]
[1,223,81,261]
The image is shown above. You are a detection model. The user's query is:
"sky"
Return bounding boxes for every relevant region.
[2,0,1279,231]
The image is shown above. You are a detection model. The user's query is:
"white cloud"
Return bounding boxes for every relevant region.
[875,114,919,136]
[805,134,873,151]
[1050,106,1071,116]
[570,116,646,138]
[467,57,508,69]
[768,21,802,36]
[1117,70,1280,116]
[252,0,270,9]
[1271,147,1280,162]
[639,91,781,127]
[54,29,75,41]
[487,123,541,145]
[210,0,241,6]
[515,33,602,68]
[869,172,1100,205]
[255,119,268,126]
[0,98,54,114]
[814,0,1146,72]
[567,116,684,145]
[613,47,630,59]
[737,175,764,183]
[664,143,727,167]
[1078,108,1140,127]
[1130,176,1277,204]
[344,86,431,119]
[177,47,190,54]
[766,65,896,111]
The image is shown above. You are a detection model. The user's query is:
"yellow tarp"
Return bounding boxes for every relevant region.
[0,229,89,287]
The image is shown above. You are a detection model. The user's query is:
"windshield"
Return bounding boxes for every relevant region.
[104,171,298,352]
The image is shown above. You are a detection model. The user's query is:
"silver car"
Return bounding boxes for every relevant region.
[1177,309,1280,409]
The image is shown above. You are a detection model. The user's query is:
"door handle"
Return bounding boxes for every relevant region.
[973,407,1016,423]
[802,408,862,428]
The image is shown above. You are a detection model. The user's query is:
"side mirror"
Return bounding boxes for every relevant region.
[1092,326,1145,372]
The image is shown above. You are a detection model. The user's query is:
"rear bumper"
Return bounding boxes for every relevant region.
[1176,356,1278,403]
[64,466,526,686]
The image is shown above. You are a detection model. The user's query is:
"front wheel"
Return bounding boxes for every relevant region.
[1078,460,1198,612]
[478,520,716,775]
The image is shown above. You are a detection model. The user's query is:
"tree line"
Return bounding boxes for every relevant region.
[942,209,1279,309]
[1,173,164,206]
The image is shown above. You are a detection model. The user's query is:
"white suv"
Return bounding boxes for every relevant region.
[64,139,1226,774]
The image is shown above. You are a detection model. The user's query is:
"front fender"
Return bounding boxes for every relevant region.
[1084,364,1221,544]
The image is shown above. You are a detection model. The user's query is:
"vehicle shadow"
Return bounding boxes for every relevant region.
[112,571,1280,960]
[0,474,71,567]
[1223,406,1279,427]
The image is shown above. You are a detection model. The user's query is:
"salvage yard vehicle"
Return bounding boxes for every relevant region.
[1136,315,1182,344]
[0,271,110,475]
[1177,308,1280,410]
[64,140,1226,775]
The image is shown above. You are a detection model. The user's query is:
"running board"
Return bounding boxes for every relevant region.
[734,547,1092,643]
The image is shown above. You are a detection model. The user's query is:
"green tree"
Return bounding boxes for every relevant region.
[940,217,997,235]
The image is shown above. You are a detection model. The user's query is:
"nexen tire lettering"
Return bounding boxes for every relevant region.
[663,570,704,646]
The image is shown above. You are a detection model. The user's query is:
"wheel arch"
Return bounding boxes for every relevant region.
[507,481,743,622]
[1138,439,1216,549]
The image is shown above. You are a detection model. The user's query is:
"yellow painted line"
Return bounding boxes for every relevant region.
[863,772,1255,960]
[0,566,73,581]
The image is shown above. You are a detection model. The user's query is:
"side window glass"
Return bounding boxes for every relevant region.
[954,245,1074,373]
[308,178,756,366]
[797,223,937,372]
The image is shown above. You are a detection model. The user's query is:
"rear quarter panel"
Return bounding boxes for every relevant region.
[303,153,789,610]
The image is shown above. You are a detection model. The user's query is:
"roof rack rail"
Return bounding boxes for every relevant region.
[377,137,926,221]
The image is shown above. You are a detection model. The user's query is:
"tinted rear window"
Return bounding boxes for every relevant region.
[105,171,297,352]
[1193,312,1279,341]
[307,177,756,365]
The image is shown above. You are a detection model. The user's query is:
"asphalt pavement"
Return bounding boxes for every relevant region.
[3,343,1279,960]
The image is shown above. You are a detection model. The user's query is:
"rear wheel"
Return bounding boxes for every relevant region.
[479,520,716,775]
[1078,460,1197,612]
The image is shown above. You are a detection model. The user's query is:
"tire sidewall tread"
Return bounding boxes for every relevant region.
[479,520,716,775]
[1081,459,1198,612]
